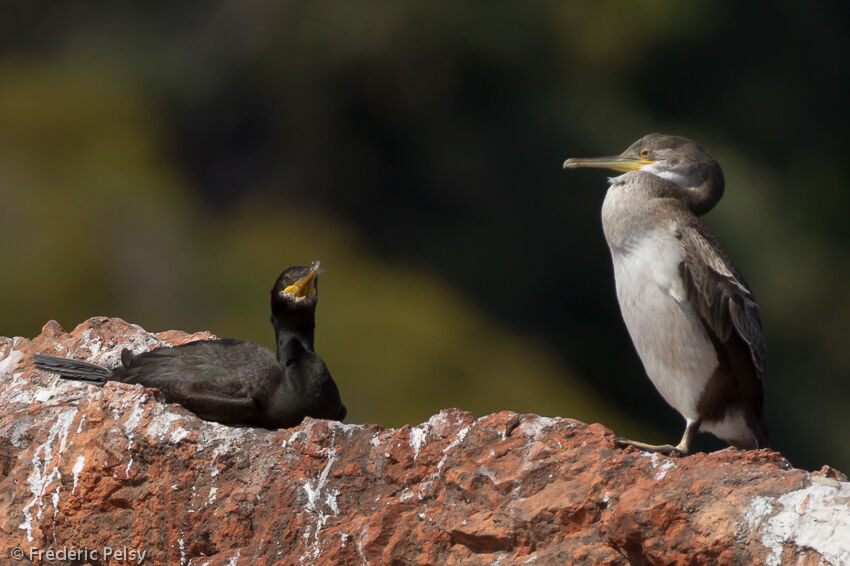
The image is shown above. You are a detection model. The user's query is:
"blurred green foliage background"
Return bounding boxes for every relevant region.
[1,2,848,471]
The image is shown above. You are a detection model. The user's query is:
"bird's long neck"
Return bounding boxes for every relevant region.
[682,161,724,216]
[272,310,316,358]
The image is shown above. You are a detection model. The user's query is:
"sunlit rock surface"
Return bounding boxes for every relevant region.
[1,318,849,565]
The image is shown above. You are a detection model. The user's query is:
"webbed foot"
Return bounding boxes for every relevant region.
[613,437,687,456]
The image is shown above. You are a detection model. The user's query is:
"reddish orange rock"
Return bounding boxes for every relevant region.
[1,318,849,565]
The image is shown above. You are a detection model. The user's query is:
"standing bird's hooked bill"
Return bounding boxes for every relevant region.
[563,133,767,456]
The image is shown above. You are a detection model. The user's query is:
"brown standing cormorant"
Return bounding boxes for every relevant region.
[34,261,346,428]
[563,134,767,455]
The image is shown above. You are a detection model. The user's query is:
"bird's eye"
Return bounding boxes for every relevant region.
[282,277,292,285]
[640,148,652,159]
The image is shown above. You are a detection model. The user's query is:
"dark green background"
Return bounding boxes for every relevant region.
[1,2,848,471]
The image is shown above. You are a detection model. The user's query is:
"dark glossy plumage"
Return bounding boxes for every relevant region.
[34,262,346,428]
[271,264,320,351]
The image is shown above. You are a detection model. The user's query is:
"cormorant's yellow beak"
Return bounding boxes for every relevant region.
[563,155,654,173]
[284,261,320,299]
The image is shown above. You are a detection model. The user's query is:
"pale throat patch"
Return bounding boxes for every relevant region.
[640,162,693,188]
[281,291,312,303]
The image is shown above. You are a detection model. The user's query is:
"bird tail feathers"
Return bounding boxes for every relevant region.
[33,354,111,384]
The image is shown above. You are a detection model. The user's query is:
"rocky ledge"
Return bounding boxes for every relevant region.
[0,318,848,565]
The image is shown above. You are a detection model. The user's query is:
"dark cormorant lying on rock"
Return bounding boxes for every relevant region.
[34,261,346,429]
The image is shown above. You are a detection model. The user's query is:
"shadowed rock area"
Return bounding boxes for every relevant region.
[1,318,849,565]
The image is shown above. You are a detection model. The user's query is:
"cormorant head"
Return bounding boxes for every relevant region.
[563,133,725,214]
[271,261,321,311]
[271,261,322,354]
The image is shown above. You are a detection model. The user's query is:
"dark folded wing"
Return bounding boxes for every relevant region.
[118,339,280,399]
[677,220,766,416]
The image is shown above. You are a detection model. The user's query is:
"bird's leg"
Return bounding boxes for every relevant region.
[674,419,700,454]
[614,419,700,457]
